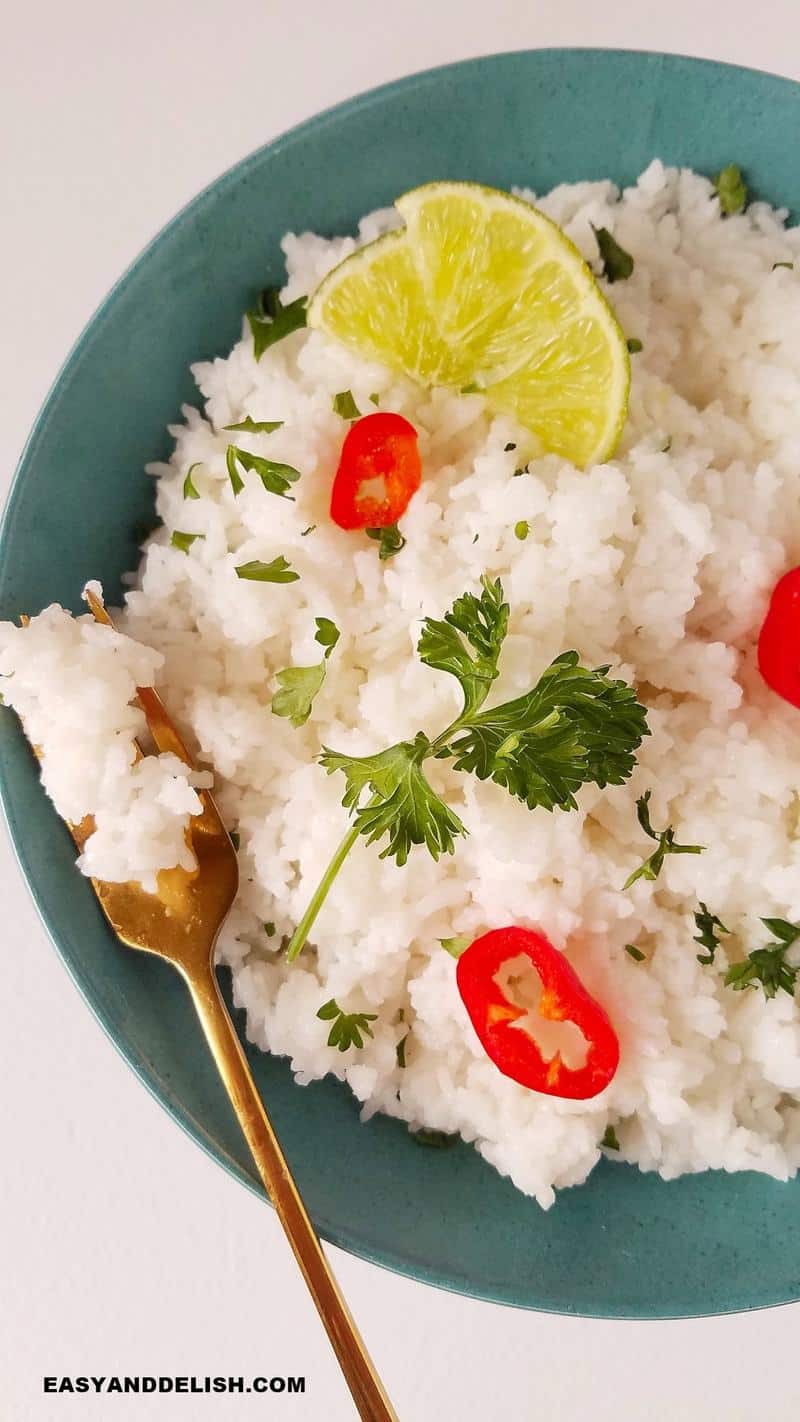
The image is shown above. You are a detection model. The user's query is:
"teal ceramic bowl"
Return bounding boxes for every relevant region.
[3,50,800,1319]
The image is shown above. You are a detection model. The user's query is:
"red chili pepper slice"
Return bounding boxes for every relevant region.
[758,566,800,709]
[456,926,620,1100]
[330,412,421,530]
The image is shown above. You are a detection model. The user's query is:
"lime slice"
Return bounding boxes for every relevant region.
[308,181,630,467]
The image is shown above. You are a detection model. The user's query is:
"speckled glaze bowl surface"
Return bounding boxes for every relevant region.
[3,50,800,1317]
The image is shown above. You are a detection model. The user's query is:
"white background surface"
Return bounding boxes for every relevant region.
[3,3,800,1419]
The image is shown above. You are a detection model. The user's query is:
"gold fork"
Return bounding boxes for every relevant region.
[33,590,397,1422]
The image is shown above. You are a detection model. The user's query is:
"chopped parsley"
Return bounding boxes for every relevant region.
[332,390,361,420]
[182,463,201,499]
[601,1124,620,1151]
[226,445,300,500]
[593,225,634,283]
[301,525,316,537]
[272,617,340,727]
[460,381,480,394]
[714,164,747,216]
[439,935,471,959]
[272,662,326,727]
[773,261,794,271]
[287,577,648,960]
[316,998,378,1051]
[412,1128,458,1149]
[314,617,340,657]
[724,918,800,999]
[396,1033,409,1068]
[264,922,276,937]
[235,557,299,583]
[369,392,381,407]
[624,943,646,962]
[660,436,673,454]
[247,287,307,361]
[694,903,730,965]
[627,337,643,354]
[623,791,704,889]
[514,520,529,541]
[504,442,517,452]
[229,830,240,851]
[170,530,205,554]
[223,417,283,434]
[366,523,406,560]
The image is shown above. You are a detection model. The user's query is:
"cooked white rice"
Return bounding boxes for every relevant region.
[0,600,211,891]
[9,159,800,1205]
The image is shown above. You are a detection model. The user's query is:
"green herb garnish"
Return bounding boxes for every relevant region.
[396,1034,408,1068]
[182,463,201,499]
[514,520,529,541]
[301,525,316,537]
[272,663,326,728]
[624,943,646,962]
[627,338,643,353]
[332,390,361,420]
[229,830,240,851]
[460,381,480,394]
[247,288,307,360]
[660,436,672,454]
[235,557,299,583]
[412,1128,458,1149]
[724,918,800,999]
[264,922,275,937]
[316,998,377,1051]
[694,903,730,965]
[504,442,517,452]
[272,617,340,727]
[714,164,747,216]
[366,523,406,560]
[601,1124,620,1151]
[439,935,472,959]
[623,792,704,889]
[170,530,205,553]
[593,226,634,283]
[369,392,381,407]
[314,617,340,657]
[223,417,283,434]
[287,577,648,959]
[226,445,300,500]
[773,261,794,271]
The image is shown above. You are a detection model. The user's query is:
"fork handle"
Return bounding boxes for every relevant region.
[183,963,398,1422]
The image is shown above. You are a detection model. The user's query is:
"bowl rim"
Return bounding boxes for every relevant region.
[4,46,800,1319]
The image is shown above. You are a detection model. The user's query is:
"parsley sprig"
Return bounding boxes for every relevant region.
[287,577,648,959]
[332,390,361,420]
[694,903,730,965]
[724,918,800,999]
[247,287,307,360]
[623,792,704,889]
[272,617,340,728]
[592,225,634,283]
[714,164,748,216]
[316,998,377,1051]
[226,445,300,500]
[366,523,405,560]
